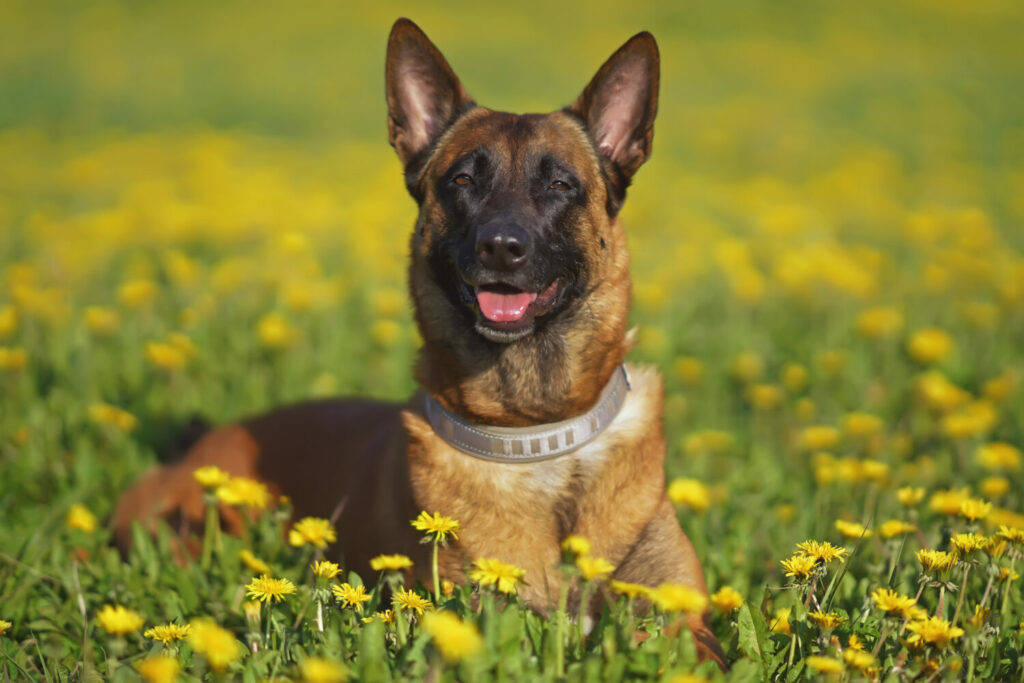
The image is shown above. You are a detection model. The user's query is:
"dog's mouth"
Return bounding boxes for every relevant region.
[458,278,561,342]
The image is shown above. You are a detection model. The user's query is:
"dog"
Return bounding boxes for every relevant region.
[114,18,725,666]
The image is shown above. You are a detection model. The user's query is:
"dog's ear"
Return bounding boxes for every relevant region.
[568,32,659,212]
[386,19,474,170]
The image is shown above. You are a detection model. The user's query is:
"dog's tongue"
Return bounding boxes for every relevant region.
[476,290,537,322]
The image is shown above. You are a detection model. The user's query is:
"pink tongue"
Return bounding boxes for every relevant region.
[476,290,538,322]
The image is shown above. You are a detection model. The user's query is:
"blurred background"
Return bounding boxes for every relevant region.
[1,1,1022,585]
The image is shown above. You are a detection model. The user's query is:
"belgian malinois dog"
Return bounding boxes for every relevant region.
[115,18,725,665]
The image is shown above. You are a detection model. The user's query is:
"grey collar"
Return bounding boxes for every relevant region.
[424,365,632,463]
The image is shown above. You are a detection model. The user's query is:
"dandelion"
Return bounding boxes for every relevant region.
[88,403,138,433]
[959,498,991,522]
[609,581,651,599]
[0,305,17,338]
[834,519,872,539]
[188,618,242,672]
[929,487,970,516]
[118,279,157,308]
[66,503,97,533]
[682,430,734,455]
[392,586,431,614]
[871,588,919,618]
[976,442,1021,471]
[650,583,708,614]
[469,557,526,594]
[245,575,297,603]
[239,549,271,575]
[843,648,875,671]
[907,327,954,364]
[997,568,1020,582]
[730,352,763,383]
[144,623,191,645]
[289,517,337,548]
[576,556,615,581]
[332,583,371,612]
[781,553,818,580]
[917,549,957,573]
[0,620,11,636]
[805,655,844,674]
[0,347,27,371]
[97,605,144,635]
[84,306,120,335]
[996,526,1024,545]
[422,611,483,663]
[362,610,395,625]
[897,486,926,506]
[300,657,347,683]
[950,532,988,556]
[798,425,840,450]
[666,477,711,511]
[312,560,342,579]
[796,540,848,564]
[746,383,783,410]
[216,476,270,509]
[145,341,187,371]
[672,356,705,385]
[856,305,903,339]
[257,312,297,349]
[370,554,413,571]
[877,520,916,539]
[561,535,591,557]
[780,363,809,393]
[710,586,743,614]
[981,476,1010,498]
[193,465,231,490]
[411,511,460,542]
[905,616,964,649]
[808,611,846,630]
[136,656,180,683]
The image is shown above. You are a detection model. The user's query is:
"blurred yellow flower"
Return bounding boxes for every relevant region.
[746,383,783,410]
[981,476,1010,499]
[906,616,964,649]
[667,477,711,511]
[144,623,191,645]
[118,279,157,308]
[469,557,526,594]
[897,486,926,506]
[907,327,954,364]
[996,526,1024,545]
[0,347,27,371]
[780,363,809,393]
[835,519,872,539]
[976,442,1021,471]
[411,511,460,543]
[730,352,763,383]
[710,586,743,614]
[793,397,817,421]
[193,465,231,490]
[84,306,120,335]
[877,520,915,539]
[239,549,270,575]
[97,604,145,635]
[805,656,844,674]
[216,476,270,509]
[681,430,734,456]
[188,618,242,672]
[770,607,791,634]
[816,350,847,376]
[983,370,1017,402]
[576,556,615,581]
[66,503,98,533]
[422,611,483,663]
[855,306,903,339]
[843,648,875,671]
[246,575,296,603]
[842,412,883,438]
[0,305,17,338]
[950,532,988,556]
[300,656,347,683]
[959,498,991,522]
[672,356,705,385]
[942,400,997,439]
[145,341,187,371]
[929,487,970,516]
[650,583,708,614]
[136,656,180,683]
[369,554,413,572]
[371,319,401,348]
[312,560,341,579]
[915,371,969,412]
[289,517,337,548]
[561,535,591,556]
[609,580,650,599]
[88,403,138,433]
[808,611,846,630]
[0,620,10,636]
[798,425,840,451]
[258,312,297,349]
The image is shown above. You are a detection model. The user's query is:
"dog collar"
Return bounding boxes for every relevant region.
[424,365,631,463]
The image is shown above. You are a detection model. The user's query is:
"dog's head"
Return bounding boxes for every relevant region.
[386,19,657,416]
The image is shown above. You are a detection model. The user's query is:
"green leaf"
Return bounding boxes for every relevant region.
[736,603,771,678]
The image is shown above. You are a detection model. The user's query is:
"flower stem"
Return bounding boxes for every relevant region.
[431,540,441,604]
[555,578,570,677]
[951,564,971,625]
[200,500,219,571]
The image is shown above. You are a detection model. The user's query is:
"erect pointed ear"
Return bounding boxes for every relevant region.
[568,32,659,210]
[386,19,475,170]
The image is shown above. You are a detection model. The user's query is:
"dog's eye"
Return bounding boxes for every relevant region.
[549,180,571,191]
[453,174,473,186]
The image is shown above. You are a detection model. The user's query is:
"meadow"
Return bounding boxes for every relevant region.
[1,1,1023,680]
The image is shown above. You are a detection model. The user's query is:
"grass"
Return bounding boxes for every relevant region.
[1,0,1023,680]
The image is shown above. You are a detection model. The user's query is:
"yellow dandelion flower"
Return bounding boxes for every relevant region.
[798,425,840,451]
[835,519,872,539]
[997,568,1020,582]
[136,656,180,683]
[369,554,413,572]
[951,532,988,556]
[817,350,847,376]
[907,327,954,364]
[781,554,818,580]
[917,549,957,573]
[730,352,763,383]
[257,312,297,349]
[981,476,1010,499]
[929,487,970,516]
[878,520,916,539]
[666,478,711,511]
[770,607,791,634]
[312,560,342,580]
[897,486,926,506]
[746,383,783,410]
[650,583,708,614]
[144,623,191,645]
[906,616,964,649]
[843,648,874,671]
[411,511,460,542]
[848,634,866,651]
[609,580,651,599]
[682,430,734,455]
[843,412,883,438]
[66,503,97,534]
[245,575,296,603]
[193,465,231,490]
[392,586,431,614]
[97,605,144,635]
[300,656,347,683]
[422,611,483,663]
[967,605,991,629]
[780,363,809,393]
[188,618,242,672]
[807,611,846,630]
[362,609,395,625]
[856,306,903,339]
[871,588,918,618]
[576,556,615,581]
[288,517,337,549]
[794,397,817,421]
[145,341,187,371]
[673,356,705,385]
[796,540,848,564]
[88,403,138,433]
[561,535,591,556]
[118,279,157,308]
[216,476,270,509]
[0,347,27,371]
[996,526,1024,545]
[0,305,17,338]
[710,586,743,614]
[805,655,844,674]
[84,306,120,336]
[0,620,12,636]
[469,557,526,595]
[976,442,1021,471]
[959,498,991,522]
[332,583,371,612]
[239,549,271,575]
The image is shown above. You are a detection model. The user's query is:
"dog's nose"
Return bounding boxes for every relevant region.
[475,223,531,272]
